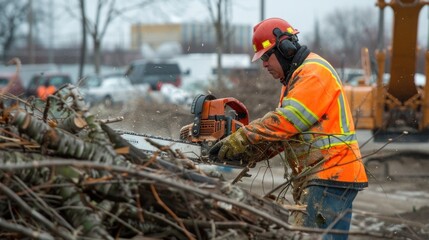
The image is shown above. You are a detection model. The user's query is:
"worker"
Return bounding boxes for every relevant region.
[210,18,368,239]
[37,80,56,100]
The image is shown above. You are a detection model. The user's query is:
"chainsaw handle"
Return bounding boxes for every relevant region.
[220,97,249,125]
[191,94,217,137]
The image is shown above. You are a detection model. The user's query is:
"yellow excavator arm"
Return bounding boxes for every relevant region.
[345,0,429,142]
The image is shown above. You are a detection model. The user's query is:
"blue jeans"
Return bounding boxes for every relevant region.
[302,185,358,240]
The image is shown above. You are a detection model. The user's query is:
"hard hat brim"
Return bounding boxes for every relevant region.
[252,51,265,62]
[252,45,275,62]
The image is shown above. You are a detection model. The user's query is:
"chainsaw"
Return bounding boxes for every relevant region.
[118,94,250,167]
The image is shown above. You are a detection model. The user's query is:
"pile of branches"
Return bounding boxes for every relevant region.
[0,80,329,240]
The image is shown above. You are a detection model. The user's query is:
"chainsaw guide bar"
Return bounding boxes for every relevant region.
[118,130,203,160]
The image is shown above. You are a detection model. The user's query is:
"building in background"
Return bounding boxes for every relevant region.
[3,23,253,69]
[130,22,252,55]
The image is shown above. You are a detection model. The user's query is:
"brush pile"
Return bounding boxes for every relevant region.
[0,82,313,240]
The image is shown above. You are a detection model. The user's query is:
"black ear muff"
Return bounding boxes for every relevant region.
[273,28,297,59]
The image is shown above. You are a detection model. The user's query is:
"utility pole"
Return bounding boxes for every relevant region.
[260,0,265,21]
[28,0,35,63]
[48,0,54,63]
[78,0,87,80]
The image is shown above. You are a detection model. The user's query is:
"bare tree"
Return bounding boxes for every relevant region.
[26,0,50,64]
[69,0,155,74]
[309,19,322,55]
[78,0,87,80]
[321,7,379,68]
[203,0,232,89]
[0,0,29,62]
[70,0,183,75]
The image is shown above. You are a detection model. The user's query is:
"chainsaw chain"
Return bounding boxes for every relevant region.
[116,130,247,169]
[115,129,201,147]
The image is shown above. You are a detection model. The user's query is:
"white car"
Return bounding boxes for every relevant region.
[159,83,194,107]
[80,74,148,107]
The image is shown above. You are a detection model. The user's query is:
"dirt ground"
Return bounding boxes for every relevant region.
[93,72,429,239]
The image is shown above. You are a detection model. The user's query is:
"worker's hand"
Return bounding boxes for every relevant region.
[209,128,250,162]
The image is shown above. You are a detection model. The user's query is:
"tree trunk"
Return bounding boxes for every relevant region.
[215,1,224,89]
[78,0,87,80]
[27,0,35,64]
[94,39,101,75]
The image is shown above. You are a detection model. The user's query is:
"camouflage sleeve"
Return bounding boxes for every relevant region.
[242,111,300,144]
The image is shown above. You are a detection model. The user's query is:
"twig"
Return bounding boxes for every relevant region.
[361,131,409,160]
[211,219,216,240]
[12,176,75,232]
[141,209,193,237]
[145,138,179,159]
[179,191,203,240]
[142,151,159,168]
[134,188,145,223]
[150,184,195,240]
[213,229,238,240]
[231,161,255,184]
[0,182,74,240]
[0,217,55,240]
[92,201,143,235]
[97,116,124,124]
[263,179,291,198]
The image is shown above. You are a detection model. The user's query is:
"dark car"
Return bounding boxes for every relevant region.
[125,60,182,91]
[0,72,25,97]
[26,73,73,97]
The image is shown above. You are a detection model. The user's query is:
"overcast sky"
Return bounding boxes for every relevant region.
[53,0,429,50]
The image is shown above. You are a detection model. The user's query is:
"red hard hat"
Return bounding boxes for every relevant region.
[251,18,299,62]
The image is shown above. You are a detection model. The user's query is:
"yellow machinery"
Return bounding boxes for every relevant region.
[344,0,429,142]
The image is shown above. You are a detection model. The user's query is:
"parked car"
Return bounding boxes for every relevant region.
[26,72,73,98]
[125,60,182,91]
[0,72,25,97]
[159,83,193,107]
[80,74,147,107]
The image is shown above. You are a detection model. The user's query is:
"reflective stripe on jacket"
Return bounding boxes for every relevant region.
[243,53,368,189]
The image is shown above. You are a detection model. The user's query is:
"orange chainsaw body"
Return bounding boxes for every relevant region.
[180,95,249,144]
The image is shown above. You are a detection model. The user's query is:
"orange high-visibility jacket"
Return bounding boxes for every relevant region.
[243,53,368,189]
[37,85,56,101]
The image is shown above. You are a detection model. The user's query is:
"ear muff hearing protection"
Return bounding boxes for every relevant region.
[273,28,298,59]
